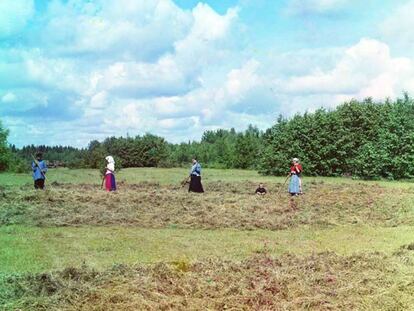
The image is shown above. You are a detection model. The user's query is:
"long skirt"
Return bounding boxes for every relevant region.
[189,175,204,193]
[34,179,45,190]
[288,174,300,195]
[105,173,116,192]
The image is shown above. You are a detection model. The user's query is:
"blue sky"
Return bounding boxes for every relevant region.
[1,0,414,147]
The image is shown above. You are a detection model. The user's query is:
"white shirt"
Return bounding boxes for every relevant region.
[106,163,115,175]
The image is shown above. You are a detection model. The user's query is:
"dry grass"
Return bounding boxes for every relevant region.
[2,250,414,311]
[2,176,414,310]
[1,180,413,229]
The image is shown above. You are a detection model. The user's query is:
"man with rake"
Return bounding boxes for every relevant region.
[32,152,48,190]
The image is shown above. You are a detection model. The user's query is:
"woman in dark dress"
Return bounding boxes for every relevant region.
[189,158,204,193]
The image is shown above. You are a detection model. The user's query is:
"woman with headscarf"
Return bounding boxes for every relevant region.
[105,156,116,192]
[188,158,204,193]
[288,158,302,196]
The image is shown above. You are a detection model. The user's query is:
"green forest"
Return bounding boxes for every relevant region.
[2,95,414,179]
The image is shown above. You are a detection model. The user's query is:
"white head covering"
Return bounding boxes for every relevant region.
[105,156,115,164]
[105,156,115,173]
[292,157,299,163]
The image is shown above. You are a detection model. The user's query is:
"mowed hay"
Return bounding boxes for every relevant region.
[2,252,414,310]
[1,181,413,229]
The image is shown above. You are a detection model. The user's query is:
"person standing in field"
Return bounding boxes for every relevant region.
[189,158,204,193]
[104,156,117,192]
[288,158,303,196]
[32,152,48,190]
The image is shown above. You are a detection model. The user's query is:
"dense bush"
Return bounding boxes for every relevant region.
[14,145,85,169]
[168,125,263,169]
[0,121,10,172]
[83,134,169,169]
[259,95,414,179]
[80,128,263,170]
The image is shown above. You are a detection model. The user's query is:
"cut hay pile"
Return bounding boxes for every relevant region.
[0,181,413,229]
[2,251,414,310]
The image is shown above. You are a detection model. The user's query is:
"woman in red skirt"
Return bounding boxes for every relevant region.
[105,156,116,192]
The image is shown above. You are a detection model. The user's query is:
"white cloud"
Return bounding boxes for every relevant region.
[3,0,414,147]
[40,0,191,61]
[89,91,109,109]
[0,0,34,38]
[1,92,16,103]
[280,38,414,102]
[286,0,349,15]
[158,117,197,130]
[91,56,197,99]
[185,3,238,42]
[226,60,260,97]
[24,55,88,94]
[381,0,414,54]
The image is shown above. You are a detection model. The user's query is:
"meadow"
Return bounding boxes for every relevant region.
[1,168,414,310]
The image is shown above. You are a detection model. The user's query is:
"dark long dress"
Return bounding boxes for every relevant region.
[189,175,204,193]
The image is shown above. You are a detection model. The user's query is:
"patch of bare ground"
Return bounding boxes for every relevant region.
[1,181,413,229]
[2,251,414,310]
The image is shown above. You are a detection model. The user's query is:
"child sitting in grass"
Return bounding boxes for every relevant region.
[255,183,267,195]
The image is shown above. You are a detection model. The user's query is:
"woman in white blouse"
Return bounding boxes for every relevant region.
[104,156,117,192]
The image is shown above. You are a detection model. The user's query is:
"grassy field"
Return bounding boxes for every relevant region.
[0,167,285,187]
[1,168,414,310]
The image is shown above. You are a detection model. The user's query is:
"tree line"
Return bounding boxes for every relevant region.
[82,125,262,171]
[0,123,263,173]
[1,95,414,179]
[260,95,414,179]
